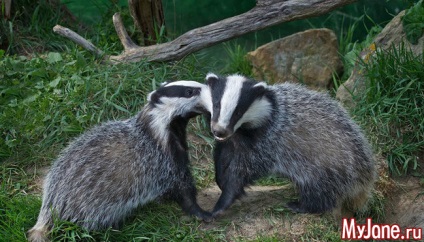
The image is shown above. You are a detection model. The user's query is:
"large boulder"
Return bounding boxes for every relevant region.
[247,28,343,90]
[336,10,424,107]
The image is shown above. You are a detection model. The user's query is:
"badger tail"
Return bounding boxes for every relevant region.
[28,219,50,242]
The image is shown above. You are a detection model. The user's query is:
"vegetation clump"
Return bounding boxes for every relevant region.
[353,44,424,174]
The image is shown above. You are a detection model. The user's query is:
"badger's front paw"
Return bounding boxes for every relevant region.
[198,211,213,222]
[212,209,224,218]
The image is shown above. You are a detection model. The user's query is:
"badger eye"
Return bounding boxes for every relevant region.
[185,88,194,97]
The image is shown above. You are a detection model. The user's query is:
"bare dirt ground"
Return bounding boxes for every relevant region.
[384,151,424,237]
[385,175,424,231]
[196,185,327,241]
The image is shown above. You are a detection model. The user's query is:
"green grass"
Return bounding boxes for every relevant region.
[352,44,424,175]
[0,0,138,55]
[402,0,424,45]
[0,165,42,241]
[299,218,341,242]
[0,49,213,164]
[0,193,42,241]
[221,43,253,76]
[0,0,77,55]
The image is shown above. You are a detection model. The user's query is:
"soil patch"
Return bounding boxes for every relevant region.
[197,185,325,240]
[385,175,424,231]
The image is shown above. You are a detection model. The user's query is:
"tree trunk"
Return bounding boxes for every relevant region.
[2,0,12,19]
[128,0,165,46]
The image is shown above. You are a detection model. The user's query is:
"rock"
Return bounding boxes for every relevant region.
[336,10,424,107]
[335,44,375,109]
[247,28,343,90]
[385,176,424,234]
[374,10,424,54]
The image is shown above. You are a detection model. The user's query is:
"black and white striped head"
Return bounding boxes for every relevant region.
[206,73,273,141]
[147,80,211,119]
[145,81,211,144]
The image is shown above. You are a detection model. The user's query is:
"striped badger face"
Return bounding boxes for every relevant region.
[206,73,273,141]
[148,80,211,118]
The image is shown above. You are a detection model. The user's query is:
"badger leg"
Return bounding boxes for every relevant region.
[28,207,52,242]
[287,182,338,214]
[170,168,212,222]
[286,201,309,213]
[212,183,245,217]
[212,154,248,217]
[175,185,212,222]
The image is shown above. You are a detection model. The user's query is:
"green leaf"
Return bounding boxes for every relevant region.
[47,52,63,64]
[75,51,87,69]
[22,93,40,104]
[49,76,61,88]
[71,74,84,85]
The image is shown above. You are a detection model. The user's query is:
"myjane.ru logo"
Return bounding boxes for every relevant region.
[341,218,422,240]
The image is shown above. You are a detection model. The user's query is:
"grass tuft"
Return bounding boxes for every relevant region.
[222,42,252,76]
[353,44,424,174]
[0,0,78,54]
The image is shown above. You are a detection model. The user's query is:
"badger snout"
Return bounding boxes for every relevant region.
[211,123,233,141]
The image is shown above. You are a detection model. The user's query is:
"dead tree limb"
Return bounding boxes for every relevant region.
[55,0,357,63]
[113,13,138,51]
[53,25,105,57]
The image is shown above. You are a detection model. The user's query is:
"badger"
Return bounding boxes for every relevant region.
[28,81,213,242]
[205,73,376,218]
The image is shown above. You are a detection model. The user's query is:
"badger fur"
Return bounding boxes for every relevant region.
[205,73,376,217]
[28,81,213,242]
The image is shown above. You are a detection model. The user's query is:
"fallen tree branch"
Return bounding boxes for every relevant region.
[113,13,138,51]
[53,25,105,57]
[55,0,357,63]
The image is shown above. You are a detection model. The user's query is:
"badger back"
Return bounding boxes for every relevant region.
[205,73,275,141]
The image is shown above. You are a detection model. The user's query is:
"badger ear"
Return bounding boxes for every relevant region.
[160,81,169,87]
[205,73,219,85]
[253,82,268,88]
[147,90,154,102]
[253,81,268,94]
